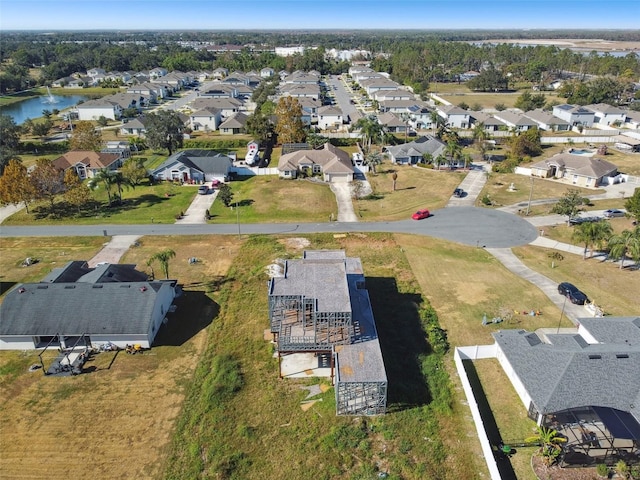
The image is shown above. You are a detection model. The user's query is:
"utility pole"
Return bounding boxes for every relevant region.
[526,176,534,216]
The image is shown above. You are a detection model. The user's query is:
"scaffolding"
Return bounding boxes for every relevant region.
[267,251,387,416]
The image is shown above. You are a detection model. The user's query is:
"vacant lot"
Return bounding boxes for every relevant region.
[429,82,565,109]
[2,231,635,479]
[355,162,464,220]
[0,235,241,480]
[208,175,337,223]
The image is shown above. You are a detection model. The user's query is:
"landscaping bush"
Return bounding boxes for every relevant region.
[596,463,609,477]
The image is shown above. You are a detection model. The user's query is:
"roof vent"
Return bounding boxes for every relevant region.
[616,354,629,359]
[588,354,602,360]
[18,287,26,293]
[140,286,147,292]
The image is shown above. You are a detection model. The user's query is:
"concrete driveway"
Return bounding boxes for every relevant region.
[330,182,358,222]
[446,166,488,207]
[175,187,219,225]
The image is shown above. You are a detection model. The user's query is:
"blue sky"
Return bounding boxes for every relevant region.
[1,0,639,30]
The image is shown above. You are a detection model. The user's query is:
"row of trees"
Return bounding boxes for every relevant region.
[0,157,148,213]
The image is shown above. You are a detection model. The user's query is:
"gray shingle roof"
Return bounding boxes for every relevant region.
[0,281,169,336]
[493,317,640,421]
[153,149,233,176]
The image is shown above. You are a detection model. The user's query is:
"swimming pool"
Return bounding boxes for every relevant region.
[569,148,596,156]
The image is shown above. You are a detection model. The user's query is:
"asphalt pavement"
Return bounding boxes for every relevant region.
[0,206,539,249]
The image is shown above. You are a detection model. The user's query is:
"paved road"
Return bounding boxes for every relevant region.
[0,206,539,249]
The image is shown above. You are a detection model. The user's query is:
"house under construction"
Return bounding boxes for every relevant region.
[268,250,387,416]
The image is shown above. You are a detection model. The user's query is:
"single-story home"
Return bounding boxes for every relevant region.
[120,116,149,137]
[384,135,446,165]
[277,143,354,182]
[52,150,123,180]
[0,261,177,350]
[152,149,234,183]
[528,153,618,188]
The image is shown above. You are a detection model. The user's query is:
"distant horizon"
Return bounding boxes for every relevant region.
[1,0,639,31]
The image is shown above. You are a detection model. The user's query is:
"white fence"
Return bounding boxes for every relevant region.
[231,166,279,176]
[540,136,616,144]
[454,345,502,480]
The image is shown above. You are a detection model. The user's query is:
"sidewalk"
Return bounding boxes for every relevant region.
[0,203,25,224]
[485,247,589,325]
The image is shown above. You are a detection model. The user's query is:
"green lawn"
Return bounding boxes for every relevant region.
[2,182,196,225]
[355,161,464,220]
[208,176,337,223]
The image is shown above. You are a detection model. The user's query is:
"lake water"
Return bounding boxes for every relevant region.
[0,94,90,124]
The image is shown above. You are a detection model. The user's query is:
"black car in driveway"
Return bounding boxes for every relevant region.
[558,282,588,305]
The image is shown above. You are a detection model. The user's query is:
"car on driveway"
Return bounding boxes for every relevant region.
[557,282,588,305]
[412,209,431,220]
[453,188,464,198]
[569,216,600,225]
[197,185,209,195]
[603,209,625,218]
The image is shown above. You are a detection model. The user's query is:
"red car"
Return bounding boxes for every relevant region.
[412,209,431,220]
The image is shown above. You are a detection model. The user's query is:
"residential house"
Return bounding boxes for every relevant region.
[52,150,123,180]
[120,116,149,137]
[586,103,627,127]
[522,109,570,131]
[218,112,248,135]
[360,78,399,96]
[274,46,305,57]
[268,250,388,416]
[152,149,234,183]
[378,112,409,134]
[189,107,222,132]
[211,67,229,79]
[0,261,176,350]
[280,84,321,99]
[296,97,322,125]
[192,98,243,118]
[317,106,344,130]
[528,153,618,188]
[623,110,640,130]
[611,134,640,152]
[86,67,106,77]
[76,98,122,121]
[481,317,640,467]
[51,76,77,88]
[470,111,507,132]
[372,89,414,102]
[283,71,320,84]
[102,141,132,160]
[459,70,481,82]
[378,100,424,114]
[199,84,238,99]
[384,136,446,165]
[260,67,275,78]
[149,67,168,79]
[277,143,354,182]
[493,110,538,132]
[437,105,471,129]
[553,104,595,128]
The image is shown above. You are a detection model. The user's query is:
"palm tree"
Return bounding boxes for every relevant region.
[148,249,176,279]
[444,140,462,169]
[525,426,567,466]
[111,171,132,204]
[145,257,155,280]
[608,227,640,269]
[364,151,382,174]
[353,116,383,154]
[88,168,116,206]
[430,110,442,136]
[572,220,613,259]
[434,154,446,171]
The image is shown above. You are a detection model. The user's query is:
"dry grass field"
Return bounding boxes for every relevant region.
[1,229,637,479]
[429,82,565,109]
[0,235,242,480]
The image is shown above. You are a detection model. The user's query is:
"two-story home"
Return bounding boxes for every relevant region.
[553,104,595,128]
[437,105,471,129]
[76,98,123,121]
[317,106,344,130]
[586,104,627,127]
[189,107,222,132]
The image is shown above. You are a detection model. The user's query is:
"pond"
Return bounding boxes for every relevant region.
[0,94,91,125]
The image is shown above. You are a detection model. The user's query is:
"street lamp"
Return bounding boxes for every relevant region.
[526,175,535,216]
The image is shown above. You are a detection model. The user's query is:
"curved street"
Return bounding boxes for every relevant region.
[0,206,539,249]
